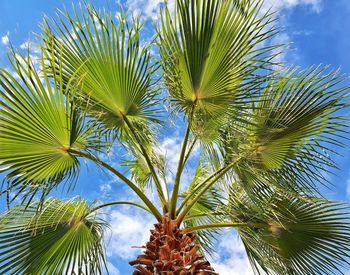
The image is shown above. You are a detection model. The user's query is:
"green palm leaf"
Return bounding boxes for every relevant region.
[253,67,347,169]
[0,198,107,274]
[227,190,350,274]
[42,3,161,133]
[159,0,276,118]
[41,4,168,201]
[0,50,99,203]
[220,66,348,194]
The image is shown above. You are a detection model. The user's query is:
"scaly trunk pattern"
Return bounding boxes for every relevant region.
[130,217,218,274]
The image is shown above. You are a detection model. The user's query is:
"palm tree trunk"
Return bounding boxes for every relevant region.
[130,216,218,274]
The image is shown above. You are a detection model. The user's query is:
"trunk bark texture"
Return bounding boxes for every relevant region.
[130,216,218,274]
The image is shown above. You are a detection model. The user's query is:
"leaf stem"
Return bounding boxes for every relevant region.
[183,138,197,165]
[176,167,226,216]
[88,201,151,215]
[184,211,225,220]
[170,105,196,218]
[182,222,269,234]
[123,116,168,213]
[69,149,162,221]
[177,155,245,225]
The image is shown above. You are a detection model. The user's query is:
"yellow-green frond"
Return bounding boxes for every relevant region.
[226,191,350,274]
[0,50,99,203]
[220,66,349,194]
[42,3,162,133]
[159,0,277,118]
[0,198,107,274]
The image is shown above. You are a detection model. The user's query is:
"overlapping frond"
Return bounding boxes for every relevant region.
[41,3,168,198]
[159,0,277,120]
[0,1,349,274]
[220,66,349,194]
[225,190,350,274]
[0,50,99,203]
[42,3,162,134]
[0,198,107,274]
[253,67,347,168]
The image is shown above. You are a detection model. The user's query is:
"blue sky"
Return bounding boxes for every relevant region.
[0,0,350,274]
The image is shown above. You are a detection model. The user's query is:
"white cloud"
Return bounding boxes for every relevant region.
[1,32,10,46]
[19,41,41,54]
[155,135,199,192]
[156,136,181,181]
[100,183,112,193]
[106,209,155,260]
[271,32,293,67]
[126,0,322,22]
[211,231,254,275]
[126,0,162,20]
[105,261,120,275]
[260,0,323,66]
[262,0,322,13]
[126,0,175,21]
[156,136,182,198]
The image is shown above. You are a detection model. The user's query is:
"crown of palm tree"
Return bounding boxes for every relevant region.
[0,0,349,274]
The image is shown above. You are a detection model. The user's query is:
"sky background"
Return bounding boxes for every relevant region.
[1,0,350,274]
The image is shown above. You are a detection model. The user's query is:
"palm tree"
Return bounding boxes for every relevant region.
[0,0,349,274]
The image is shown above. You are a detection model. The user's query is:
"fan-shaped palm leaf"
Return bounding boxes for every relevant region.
[226,190,350,274]
[220,66,348,194]
[0,198,107,274]
[42,3,161,132]
[253,67,347,169]
[159,0,276,118]
[0,50,99,203]
[42,3,169,207]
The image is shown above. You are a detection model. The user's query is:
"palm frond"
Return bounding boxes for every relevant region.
[0,198,107,274]
[122,146,166,192]
[226,190,350,274]
[0,49,99,204]
[159,0,277,119]
[253,67,347,168]
[220,66,349,194]
[42,3,162,136]
[41,3,169,203]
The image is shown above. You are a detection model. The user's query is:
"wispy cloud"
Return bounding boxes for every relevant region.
[262,0,322,14]
[155,134,199,192]
[105,261,120,275]
[262,0,323,66]
[19,41,40,54]
[126,0,175,20]
[1,32,10,46]
[156,136,182,184]
[271,32,294,68]
[106,209,155,260]
[211,231,254,275]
